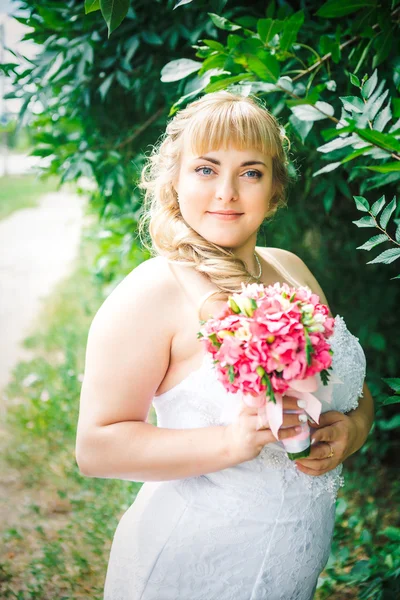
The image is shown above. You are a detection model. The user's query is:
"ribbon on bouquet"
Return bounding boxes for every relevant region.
[260,371,343,442]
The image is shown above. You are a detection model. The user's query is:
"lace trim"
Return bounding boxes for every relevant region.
[330,315,366,412]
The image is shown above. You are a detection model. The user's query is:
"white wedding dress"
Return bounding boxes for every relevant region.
[104,256,367,600]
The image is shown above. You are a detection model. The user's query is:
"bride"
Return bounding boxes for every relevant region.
[75,91,374,599]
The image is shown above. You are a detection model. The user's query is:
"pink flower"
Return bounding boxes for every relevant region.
[198,282,335,401]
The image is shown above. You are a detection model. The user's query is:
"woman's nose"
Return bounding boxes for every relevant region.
[215,176,239,201]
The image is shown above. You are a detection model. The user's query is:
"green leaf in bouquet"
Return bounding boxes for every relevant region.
[304,329,314,366]
[380,196,396,229]
[367,248,400,265]
[370,194,386,217]
[352,215,376,228]
[353,195,370,212]
[264,373,276,404]
[228,365,235,384]
[320,368,331,386]
[208,333,221,348]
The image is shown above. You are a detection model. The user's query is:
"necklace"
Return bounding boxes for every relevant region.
[249,251,262,280]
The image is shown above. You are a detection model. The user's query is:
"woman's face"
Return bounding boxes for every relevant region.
[174,142,274,250]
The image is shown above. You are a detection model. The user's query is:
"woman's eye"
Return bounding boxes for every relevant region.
[196,167,214,176]
[244,170,262,179]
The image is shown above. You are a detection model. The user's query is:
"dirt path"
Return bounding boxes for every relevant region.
[0,191,86,395]
[0,190,86,534]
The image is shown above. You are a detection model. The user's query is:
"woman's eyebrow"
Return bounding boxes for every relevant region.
[195,155,267,167]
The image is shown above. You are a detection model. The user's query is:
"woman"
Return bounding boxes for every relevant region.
[75,91,374,599]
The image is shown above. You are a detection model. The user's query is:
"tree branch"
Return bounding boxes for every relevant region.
[116,107,166,149]
[292,7,400,83]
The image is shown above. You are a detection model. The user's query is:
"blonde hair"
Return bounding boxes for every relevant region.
[138,90,293,302]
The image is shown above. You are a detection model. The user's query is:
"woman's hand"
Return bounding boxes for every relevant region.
[224,396,305,465]
[294,410,360,476]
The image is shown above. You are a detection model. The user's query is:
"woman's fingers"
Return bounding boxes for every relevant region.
[283,412,306,427]
[310,425,337,444]
[282,395,304,410]
[242,403,305,427]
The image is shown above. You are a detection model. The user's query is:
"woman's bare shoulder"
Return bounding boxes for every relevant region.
[92,255,180,326]
[257,246,311,278]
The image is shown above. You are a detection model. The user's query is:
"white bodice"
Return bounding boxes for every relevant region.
[152,314,367,501]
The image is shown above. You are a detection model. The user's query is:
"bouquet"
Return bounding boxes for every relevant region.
[198,281,337,460]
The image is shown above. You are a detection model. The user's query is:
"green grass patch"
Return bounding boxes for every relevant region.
[0,175,60,221]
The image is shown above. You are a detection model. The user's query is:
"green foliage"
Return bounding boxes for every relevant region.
[353,194,400,278]
[317,474,400,599]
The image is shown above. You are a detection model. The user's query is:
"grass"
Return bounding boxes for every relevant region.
[0,217,398,599]
[0,175,60,221]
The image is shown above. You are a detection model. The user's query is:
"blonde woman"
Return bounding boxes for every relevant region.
[75,91,374,600]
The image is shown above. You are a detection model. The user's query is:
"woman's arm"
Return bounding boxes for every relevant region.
[75,257,237,482]
[344,381,374,453]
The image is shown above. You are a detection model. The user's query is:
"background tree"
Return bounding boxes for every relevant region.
[2,1,399,596]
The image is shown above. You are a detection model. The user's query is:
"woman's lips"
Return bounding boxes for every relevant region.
[207,212,243,221]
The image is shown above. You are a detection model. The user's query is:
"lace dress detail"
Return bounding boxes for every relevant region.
[104,315,366,600]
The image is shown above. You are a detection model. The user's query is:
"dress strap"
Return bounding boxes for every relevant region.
[259,248,303,288]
